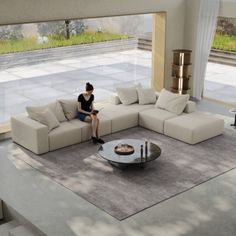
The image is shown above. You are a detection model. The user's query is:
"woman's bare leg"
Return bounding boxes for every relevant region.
[85,115,104,143]
[96,118,100,138]
[91,115,100,138]
[84,116,96,137]
[95,118,104,143]
[90,115,98,137]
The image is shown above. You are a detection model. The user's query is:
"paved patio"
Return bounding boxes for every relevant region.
[0,49,235,124]
[0,49,151,123]
[204,62,236,104]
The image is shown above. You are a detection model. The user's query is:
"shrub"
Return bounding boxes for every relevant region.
[0,25,23,40]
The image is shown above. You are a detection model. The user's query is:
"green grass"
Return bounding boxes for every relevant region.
[212,33,236,52]
[0,31,130,55]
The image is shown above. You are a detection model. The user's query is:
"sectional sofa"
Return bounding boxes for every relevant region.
[11,89,224,154]
[11,89,224,155]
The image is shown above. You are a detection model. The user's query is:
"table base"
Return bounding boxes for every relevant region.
[230,114,236,128]
[108,161,147,169]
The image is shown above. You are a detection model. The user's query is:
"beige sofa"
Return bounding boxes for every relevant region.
[11,94,224,155]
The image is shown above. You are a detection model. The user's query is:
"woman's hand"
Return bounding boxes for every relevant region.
[91,110,99,115]
[90,111,97,116]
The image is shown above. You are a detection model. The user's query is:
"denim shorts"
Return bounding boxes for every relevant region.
[78,109,91,121]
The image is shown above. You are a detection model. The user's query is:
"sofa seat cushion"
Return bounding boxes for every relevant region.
[69,116,112,142]
[99,104,139,133]
[164,112,224,144]
[139,108,177,134]
[48,122,81,151]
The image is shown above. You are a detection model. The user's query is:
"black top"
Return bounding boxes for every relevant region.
[78,93,94,112]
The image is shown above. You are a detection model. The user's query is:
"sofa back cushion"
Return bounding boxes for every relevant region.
[109,93,121,105]
[33,108,60,131]
[184,101,196,113]
[58,99,78,120]
[155,88,190,115]
[26,101,66,122]
[116,87,138,105]
[48,101,67,122]
[137,88,157,105]
[26,106,60,131]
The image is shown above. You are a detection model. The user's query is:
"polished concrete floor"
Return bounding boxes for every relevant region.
[205,62,236,104]
[1,48,236,235]
[0,49,236,124]
[0,102,236,236]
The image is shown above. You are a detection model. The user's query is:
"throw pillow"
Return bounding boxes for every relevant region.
[155,88,190,115]
[26,101,67,122]
[48,101,67,122]
[137,88,157,105]
[58,99,78,120]
[115,83,142,105]
[116,87,138,105]
[34,108,60,131]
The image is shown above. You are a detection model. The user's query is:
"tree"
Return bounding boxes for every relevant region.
[37,20,86,39]
[217,17,236,36]
[65,20,71,39]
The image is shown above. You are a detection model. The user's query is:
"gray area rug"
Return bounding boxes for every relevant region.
[11,127,236,220]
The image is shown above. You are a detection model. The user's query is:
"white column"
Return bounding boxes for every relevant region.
[192,0,220,100]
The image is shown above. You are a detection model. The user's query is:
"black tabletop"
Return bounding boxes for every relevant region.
[98,139,161,164]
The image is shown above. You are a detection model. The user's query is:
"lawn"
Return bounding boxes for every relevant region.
[212,33,236,52]
[1,31,235,54]
[0,31,130,54]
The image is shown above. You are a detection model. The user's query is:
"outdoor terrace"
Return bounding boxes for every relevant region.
[0,48,235,124]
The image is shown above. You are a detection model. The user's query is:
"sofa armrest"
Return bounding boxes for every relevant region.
[184,101,196,113]
[11,115,49,154]
[109,94,121,105]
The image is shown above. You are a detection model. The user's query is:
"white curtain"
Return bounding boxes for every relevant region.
[192,0,220,100]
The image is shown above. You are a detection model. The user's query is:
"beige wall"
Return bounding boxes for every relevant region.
[0,0,184,26]
[162,1,186,89]
[183,0,201,95]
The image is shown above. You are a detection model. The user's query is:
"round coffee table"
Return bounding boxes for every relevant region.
[98,139,161,168]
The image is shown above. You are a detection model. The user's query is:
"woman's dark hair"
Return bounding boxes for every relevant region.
[85,82,94,91]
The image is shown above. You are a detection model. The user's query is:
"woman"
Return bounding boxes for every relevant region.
[78,82,105,144]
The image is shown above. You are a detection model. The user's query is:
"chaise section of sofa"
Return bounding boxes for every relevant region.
[164,112,224,144]
[137,100,196,134]
[139,108,177,133]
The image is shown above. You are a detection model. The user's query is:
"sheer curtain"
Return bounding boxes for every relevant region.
[192,0,220,100]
